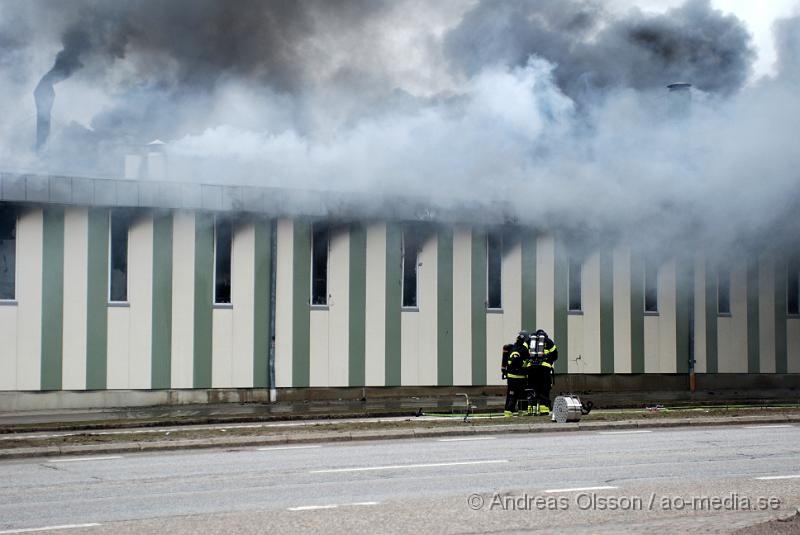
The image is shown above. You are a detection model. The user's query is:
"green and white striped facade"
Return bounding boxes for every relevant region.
[1,174,799,406]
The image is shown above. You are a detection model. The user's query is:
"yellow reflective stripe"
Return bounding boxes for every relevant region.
[507,373,526,379]
[544,346,557,354]
[540,362,553,368]
[510,351,520,358]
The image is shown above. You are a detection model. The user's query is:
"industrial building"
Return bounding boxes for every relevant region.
[0,171,798,410]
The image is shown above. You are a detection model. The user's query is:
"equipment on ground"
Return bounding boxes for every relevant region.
[552,395,594,423]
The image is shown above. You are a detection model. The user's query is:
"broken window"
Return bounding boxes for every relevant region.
[568,256,582,311]
[788,256,799,316]
[109,210,131,302]
[717,268,731,315]
[644,258,659,313]
[311,224,329,306]
[486,233,502,309]
[402,227,420,308]
[0,209,15,300]
[214,218,233,304]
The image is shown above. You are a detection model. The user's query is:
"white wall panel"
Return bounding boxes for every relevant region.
[657,259,677,373]
[15,209,43,390]
[106,306,130,389]
[581,253,601,373]
[127,215,153,389]
[274,218,294,388]
[231,222,256,387]
[309,309,329,387]
[536,235,555,335]
[0,306,17,390]
[718,264,748,372]
[567,314,585,373]
[400,311,418,385]
[211,308,233,387]
[327,227,350,387]
[418,233,438,386]
[170,211,195,388]
[62,207,89,390]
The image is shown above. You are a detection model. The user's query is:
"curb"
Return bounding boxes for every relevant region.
[2,414,799,461]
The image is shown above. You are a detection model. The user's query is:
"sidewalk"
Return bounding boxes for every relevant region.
[1,403,799,461]
[2,389,798,433]
[0,395,501,432]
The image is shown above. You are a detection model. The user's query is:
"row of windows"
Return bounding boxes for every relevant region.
[311,225,505,309]
[566,261,772,317]
[111,212,236,305]
[568,258,659,314]
[2,210,800,316]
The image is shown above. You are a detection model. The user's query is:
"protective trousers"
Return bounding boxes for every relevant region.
[504,377,527,415]
[528,365,552,414]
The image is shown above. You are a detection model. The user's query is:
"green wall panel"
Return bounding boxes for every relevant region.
[40,207,64,390]
[553,238,568,374]
[705,261,719,373]
[253,219,272,388]
[151,212,173,389]
[471,229,487,385]
[193,213,214,388]
[437,228,453,386]
[775,256,788,373]
[349,223,367,387]
[600,251,614,374]
[630,253,645,374]
[747,262,760,373]
[291,220,311,387]
[86,209,109,390]
[521,232,537,331]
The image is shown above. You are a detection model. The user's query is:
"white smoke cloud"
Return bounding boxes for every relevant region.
[1,0,799,257]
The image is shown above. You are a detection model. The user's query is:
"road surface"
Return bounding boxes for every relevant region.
[1,424,799,534]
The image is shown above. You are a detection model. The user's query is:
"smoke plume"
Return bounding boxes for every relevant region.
[1,0,799,257]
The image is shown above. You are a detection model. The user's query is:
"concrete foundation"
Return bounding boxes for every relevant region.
[1,374,798,411]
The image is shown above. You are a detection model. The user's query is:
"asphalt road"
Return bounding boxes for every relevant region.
[1,424,799,534]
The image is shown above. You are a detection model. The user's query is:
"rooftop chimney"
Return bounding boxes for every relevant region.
[125,139,168,180]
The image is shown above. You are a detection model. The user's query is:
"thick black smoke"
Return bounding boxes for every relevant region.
[17,0,397,152]
[444,0,755,102]
[19,0,756,150]
[34,27,95,150]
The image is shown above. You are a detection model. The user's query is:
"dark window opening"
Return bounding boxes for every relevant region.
[788,256,799,316]
[311,224,329,305]
[487,233,502,309]
[402,227,420,308]
[109,211,131,302]
[214,218,232,304]
[644,259,659,313]
[718,268,731,315]
[0,209,16,300]
[568,256,582,311]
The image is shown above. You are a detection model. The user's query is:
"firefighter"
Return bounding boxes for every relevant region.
[503,331,530,417]
[527,329,558,415]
